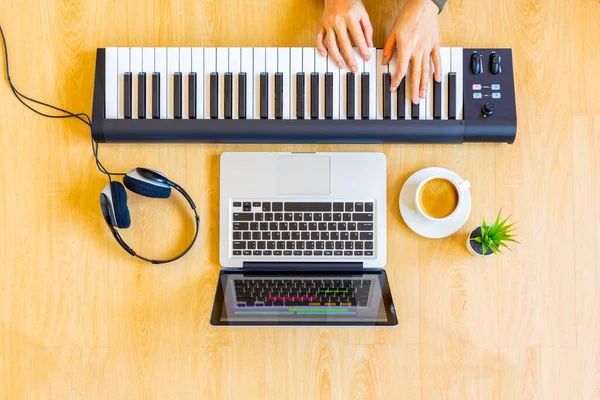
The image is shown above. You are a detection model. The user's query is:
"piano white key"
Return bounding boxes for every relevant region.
[179,47,191,119]
[204,48,216,120]
[253,47,266,120]
[376,49,385,120]
[326,50,340,120]
[167,47,179,119]
[302,48,314,120]
[266,48,278,120]
[441,47,450,120]
[117,47,129,119]
[241,48,253,119]
[367,48,377,120]
[104,48,118,119]
[388,52,398,120]
[216,47,228,119]
[290,48,302,119]
[277,48,290,119]
[142,47,154,119]
[315,51,327,120]
[154,48,167,119]
[229,48,241,119]
[419,69,427,120]
[405,60,412,120]
[191,48,204,119]
[427,60,434,120]
[451,47,464,120]
[130,48,142,120]
[354,48,362,119]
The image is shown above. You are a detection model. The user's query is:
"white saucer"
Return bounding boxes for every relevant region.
[399,167,471,239]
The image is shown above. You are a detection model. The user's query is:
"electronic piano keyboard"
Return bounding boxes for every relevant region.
[91,47,516,144]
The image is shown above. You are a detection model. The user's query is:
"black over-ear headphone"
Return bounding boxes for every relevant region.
[100,167,200,264]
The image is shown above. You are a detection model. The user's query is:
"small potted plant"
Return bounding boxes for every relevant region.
[467,211,518,256]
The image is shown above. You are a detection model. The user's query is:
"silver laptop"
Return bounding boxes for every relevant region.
[211,152,397,326]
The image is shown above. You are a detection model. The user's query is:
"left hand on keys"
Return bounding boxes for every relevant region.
[382,0,442,104]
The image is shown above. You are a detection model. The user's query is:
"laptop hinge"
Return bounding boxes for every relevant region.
[242,262,363,273]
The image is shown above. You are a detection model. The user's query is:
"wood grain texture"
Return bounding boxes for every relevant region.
[0,0,598,398]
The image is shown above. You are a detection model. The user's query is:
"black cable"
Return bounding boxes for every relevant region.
[0,24,125,178]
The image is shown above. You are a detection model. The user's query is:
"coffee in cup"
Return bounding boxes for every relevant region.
[415,175,470,221]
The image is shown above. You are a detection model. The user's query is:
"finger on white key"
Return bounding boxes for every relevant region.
[388,53,398,120]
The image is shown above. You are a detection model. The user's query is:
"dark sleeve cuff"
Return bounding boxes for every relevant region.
[431,0,447,13]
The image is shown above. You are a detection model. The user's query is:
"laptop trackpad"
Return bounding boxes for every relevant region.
[276,155,331,195]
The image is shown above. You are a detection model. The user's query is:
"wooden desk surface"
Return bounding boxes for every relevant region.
[1,0,599,398]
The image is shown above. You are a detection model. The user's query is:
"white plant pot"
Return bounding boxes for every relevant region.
[466,226,494,257]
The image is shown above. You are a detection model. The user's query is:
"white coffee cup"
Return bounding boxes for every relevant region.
[415,174,471,222]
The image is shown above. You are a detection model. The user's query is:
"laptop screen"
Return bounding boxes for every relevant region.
[210,269,397,326]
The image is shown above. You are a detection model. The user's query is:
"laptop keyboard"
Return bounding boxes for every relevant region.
[233,278,372,307]
[231,201,375,258]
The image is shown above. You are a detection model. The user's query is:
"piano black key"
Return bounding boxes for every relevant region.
[275,72,283,119]
[210,73,218,119]
[382,73,391,119]
[397,77,405,119]
[238,73,247,119]
[311,73,319,119]
[361,72,369,119]
[260,72,268,119]
[346,72,355,119]
[434,79,441,119]
[137,72,146,119]
[224,72,232,119]
[173,72,182,119]
[188,72,197,119]
[448,72,457,120]
[123,72,132,119]
[152,72,160,119]
[411,102,419,120]
[296,73,305,119]
[325,72,333,119]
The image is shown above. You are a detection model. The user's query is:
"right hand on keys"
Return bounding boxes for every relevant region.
[316,0,374,73]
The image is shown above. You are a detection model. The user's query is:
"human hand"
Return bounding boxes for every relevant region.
[382,0,442,104]
[316,0,373,73]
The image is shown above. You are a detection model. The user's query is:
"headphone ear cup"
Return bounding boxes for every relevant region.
[110,181,131,229]
[123,174,171,199]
